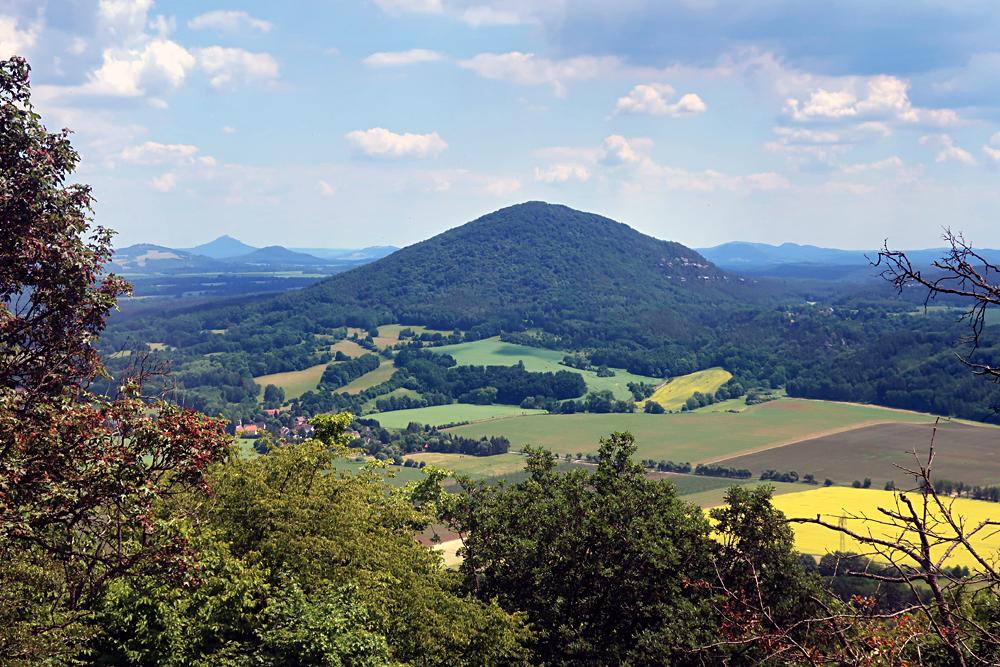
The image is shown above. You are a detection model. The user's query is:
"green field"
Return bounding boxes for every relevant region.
[403,451,529,477]
[336,360,397,395]
[329,339,366,358]
[372,403,546,429]
[446,398,933,463]
[683,480,806,508]
[640,367,733,411]
[430,337,661,400]
[254,362,329,400]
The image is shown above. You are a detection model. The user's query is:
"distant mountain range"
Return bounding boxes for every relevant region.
[111,236,398,276]
[697,241,1000,280]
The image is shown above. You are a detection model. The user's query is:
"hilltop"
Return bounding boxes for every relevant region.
[286,201,735,338]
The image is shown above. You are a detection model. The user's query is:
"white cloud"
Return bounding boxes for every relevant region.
[484,178,521,195]
[120,141,214,166]
[189,10,273,34]
[841,156,905,174]
[460,6,523,26]
[363,49,444,67]
[982,132,1000,162]
[374,0,443,15]
[86,39,196,97]
[345,127,447,158]
[97,0,154,44]
[196,47,279,89]
[222,125,238,134]
[459,51,622,96]
[615,83,706,116]
[317,179,336,196]
[785,75,959,127]
[151,172,177,192]
[600,135,653,166]
[0,14,41,58]
[920,134,977,165]
[534,163,590,183]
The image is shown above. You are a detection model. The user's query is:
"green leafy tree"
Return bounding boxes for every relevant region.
[92,413,529,665]
[0,57,229,663]
[442,432,718,664]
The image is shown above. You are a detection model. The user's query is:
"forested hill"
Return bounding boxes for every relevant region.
[272,201,736,338]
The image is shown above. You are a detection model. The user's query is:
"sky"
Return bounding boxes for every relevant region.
[4,0,1000,250]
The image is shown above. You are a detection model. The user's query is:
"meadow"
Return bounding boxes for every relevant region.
[254,362,329,400]
[430,337,661,400]
[718,420,1000,487]
[329,339,366,358]
[335,359,397,395]
[446,398,932,463]
[641,367,733,411]
[371,403,546,429]
[403,451,530,477]
[772,486,1000,569]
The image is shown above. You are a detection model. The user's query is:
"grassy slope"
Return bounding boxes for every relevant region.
[254,362,329,400]
[329,339,366,358]
[371,404,546,429]
[773,486,1000,569]
[430,337,661,401]
[335,360,397,395]
[640,367,733,411]
[445,398,932,463]
[403,451,529,477]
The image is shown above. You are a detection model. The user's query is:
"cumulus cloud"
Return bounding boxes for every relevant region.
[459,51,621,96]
[345,127,448,158]
[459,6,523,26]
[920,134,977,165]
[615,83,706,116]
[374,0,443,15]
[196,47,279,89]
[600,135,653,166]
[982,132,1000,162]
[484,178,522,195]
[317,179,336,196]
[120,141,216,166]
[534,163,590,183]
[0,14,41,58]
[150,172,177,192]
[363,49,444,67]
[188,10,273,34]
[86,39,196,97]
[785,75,959,127]
[841,156,905,174]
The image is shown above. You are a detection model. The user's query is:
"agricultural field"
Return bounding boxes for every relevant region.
[371,403,546,429]
[716,420,1000,487]
[372,324,452,350]
[254,362,329,400]
[335,360,397,395]
[329,339,366,358]
[430,337,661,401]
[640,367,733,411]
[446,398,932,463]
[772,486,1000,569]
[682,480,805,508]
[403,452,529,478]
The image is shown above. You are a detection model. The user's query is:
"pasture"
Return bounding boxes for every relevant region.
[446,399,932,463]
[430,337,661,401]
[254,362,329,400]
[329,339,366,358]
[772,486,1000,569]
[403,452,529,478]
[716,420,1000,487]
[335,360,397,395]
[371,403,546,429]
[641,367,733,411]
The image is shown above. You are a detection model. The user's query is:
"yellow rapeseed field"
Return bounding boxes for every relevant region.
[641,367,733,411]
[771,486,1000,570]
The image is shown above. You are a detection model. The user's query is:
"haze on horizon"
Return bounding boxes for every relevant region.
[6,0,1000,250]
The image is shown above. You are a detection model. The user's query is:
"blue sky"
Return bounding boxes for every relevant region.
[5,0,1000,250]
